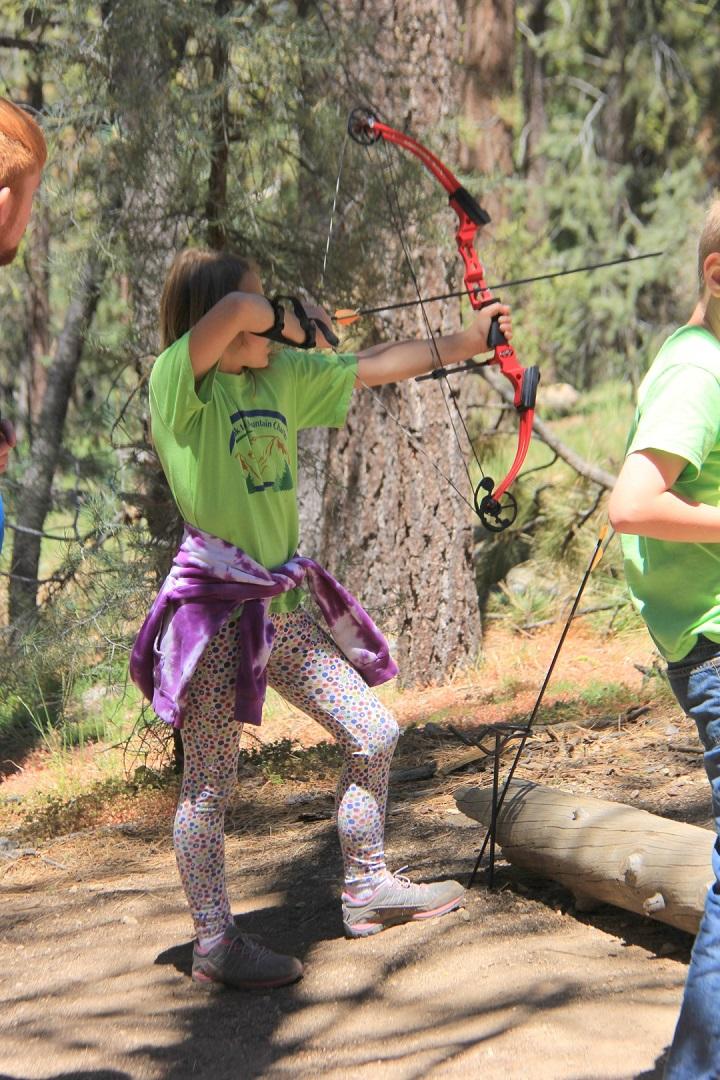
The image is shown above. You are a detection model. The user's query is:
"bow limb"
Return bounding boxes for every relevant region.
[475,403,535,532]
[349,109,493,308]
[348,110,490,222]
[497,406,535,500]
[480,334,541,528]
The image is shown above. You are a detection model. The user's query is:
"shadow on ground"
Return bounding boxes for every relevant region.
[1,760,688,1079]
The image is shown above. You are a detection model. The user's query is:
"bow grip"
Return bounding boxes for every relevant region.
[488,313,506,349]
[521,366,541,410]
[477,297,506,349]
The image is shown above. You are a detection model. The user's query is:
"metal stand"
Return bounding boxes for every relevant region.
[465,530,613,891]
[467,722,529,888]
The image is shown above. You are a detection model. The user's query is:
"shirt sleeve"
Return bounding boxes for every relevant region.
[149,332,218,433]
[286,350,358,430]
[628,361,720,480]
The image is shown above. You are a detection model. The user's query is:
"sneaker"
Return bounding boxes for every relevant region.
[191,925,303,990]
[342,869,465,938]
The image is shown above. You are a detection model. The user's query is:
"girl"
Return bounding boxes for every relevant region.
[131,248,512,991]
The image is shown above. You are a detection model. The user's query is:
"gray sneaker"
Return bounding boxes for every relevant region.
[192,925,303,990]
[342,870,465,938]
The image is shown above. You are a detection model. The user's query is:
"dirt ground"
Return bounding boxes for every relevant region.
[0,625,710,1080]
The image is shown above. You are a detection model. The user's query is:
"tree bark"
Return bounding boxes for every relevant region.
[317,0,502,684]
[520,0,548,193]
[520,0,548,237]
[456,778,712,934]
[460,0,515,191]
[22,60,50,442]
[100,0,191,578]
[9,251,107,629]
[205,0,231,250]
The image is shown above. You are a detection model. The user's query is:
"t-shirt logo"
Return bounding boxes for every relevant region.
[228,408,293,494]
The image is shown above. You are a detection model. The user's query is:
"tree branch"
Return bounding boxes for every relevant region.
[0,36,47,53]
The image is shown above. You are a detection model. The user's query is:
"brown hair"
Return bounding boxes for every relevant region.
[0,98,47,186]
[159,249,256,350]
[698,197,720,294]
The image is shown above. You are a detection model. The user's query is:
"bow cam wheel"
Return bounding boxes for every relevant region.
[474,483,518,533]
[348,107,381,146]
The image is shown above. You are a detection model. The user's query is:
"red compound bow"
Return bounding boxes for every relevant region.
[346,106,540,532]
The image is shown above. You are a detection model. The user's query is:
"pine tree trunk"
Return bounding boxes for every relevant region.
[322,0,496,683]
[102,0,191,580]
[205,0,231,251]
[22,64,50,443]
[520,0,548,190]
[9,251,106,630]
[460,0,515,189]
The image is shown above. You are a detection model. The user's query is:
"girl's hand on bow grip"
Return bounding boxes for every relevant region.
[469,301,512,353]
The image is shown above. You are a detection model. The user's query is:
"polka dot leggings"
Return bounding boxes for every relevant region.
[173,608,400,943]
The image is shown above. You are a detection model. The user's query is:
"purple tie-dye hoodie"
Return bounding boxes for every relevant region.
[129,525,398,728]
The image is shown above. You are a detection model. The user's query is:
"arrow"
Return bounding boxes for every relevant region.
[334,250,663,325]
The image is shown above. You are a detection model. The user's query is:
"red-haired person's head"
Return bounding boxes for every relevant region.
[0,98,46,266]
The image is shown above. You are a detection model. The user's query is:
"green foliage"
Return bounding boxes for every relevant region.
[12,765,175,840]
[0,502,153,745]
[237,737,344,783]
[15,779,128,839]
[529,679,636,726]
[477,377,643,627]
[511,1,716,388]
[577,679,630,710]
[0,0,718,752]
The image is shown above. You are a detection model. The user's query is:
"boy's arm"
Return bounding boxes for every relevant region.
[356,302,511,387]
[609,448,720,541]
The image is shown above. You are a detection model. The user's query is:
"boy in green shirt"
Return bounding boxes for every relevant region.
[610,198,720,1079]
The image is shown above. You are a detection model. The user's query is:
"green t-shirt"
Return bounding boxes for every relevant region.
[621,325,720,660]
[149,333,358,612]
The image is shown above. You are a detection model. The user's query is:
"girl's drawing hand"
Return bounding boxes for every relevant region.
[304,303,338,349]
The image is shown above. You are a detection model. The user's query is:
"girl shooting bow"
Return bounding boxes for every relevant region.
[130,247,511,990]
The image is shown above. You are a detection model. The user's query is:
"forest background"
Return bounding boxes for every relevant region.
[0,0,717,769]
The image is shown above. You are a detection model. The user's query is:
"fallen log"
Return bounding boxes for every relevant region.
[455,779,714,934]
[389,763,437,784]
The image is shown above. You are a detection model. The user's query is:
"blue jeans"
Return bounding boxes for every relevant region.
[665,636,720,1079]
